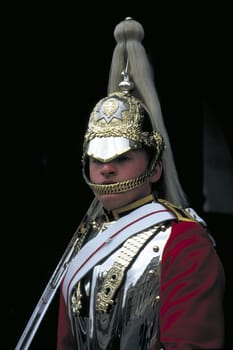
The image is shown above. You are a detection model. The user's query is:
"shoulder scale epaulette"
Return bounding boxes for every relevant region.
[158,198,198,223]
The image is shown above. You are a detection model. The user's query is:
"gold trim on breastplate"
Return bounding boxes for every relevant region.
[96,224,163,313]
[71,220,116,316]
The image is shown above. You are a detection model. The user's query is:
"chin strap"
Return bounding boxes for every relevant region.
[82,154,160,195]
[83,169,151,195]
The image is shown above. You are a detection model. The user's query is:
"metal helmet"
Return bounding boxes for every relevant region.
[82,74,164,195]
[81,17,188,207]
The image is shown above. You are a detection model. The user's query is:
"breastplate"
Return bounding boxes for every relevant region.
[71,223,171,350]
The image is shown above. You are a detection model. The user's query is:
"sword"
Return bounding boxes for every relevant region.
[15,197,101,350]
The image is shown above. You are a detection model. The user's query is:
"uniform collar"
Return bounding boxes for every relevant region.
[103,193,156,221]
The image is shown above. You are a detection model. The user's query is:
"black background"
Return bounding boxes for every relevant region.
[3,3,232,349]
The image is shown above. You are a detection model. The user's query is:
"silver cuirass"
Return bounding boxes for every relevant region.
[70,222,172,350]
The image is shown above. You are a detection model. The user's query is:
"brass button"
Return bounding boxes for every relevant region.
[153,245,159,252]
[148,269,156,276]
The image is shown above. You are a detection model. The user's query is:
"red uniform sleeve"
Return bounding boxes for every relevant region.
[57,284,76,350]
[159,221,225,350]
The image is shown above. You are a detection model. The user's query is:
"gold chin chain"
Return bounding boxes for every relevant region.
[83,170,151,195]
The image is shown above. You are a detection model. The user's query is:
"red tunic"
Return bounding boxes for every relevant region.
[159,221,225,349]
[57,220,225,349]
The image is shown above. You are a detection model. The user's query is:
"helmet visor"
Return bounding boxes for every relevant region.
[86,136,140,162]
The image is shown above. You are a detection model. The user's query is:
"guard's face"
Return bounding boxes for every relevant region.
[89,149,158,210]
